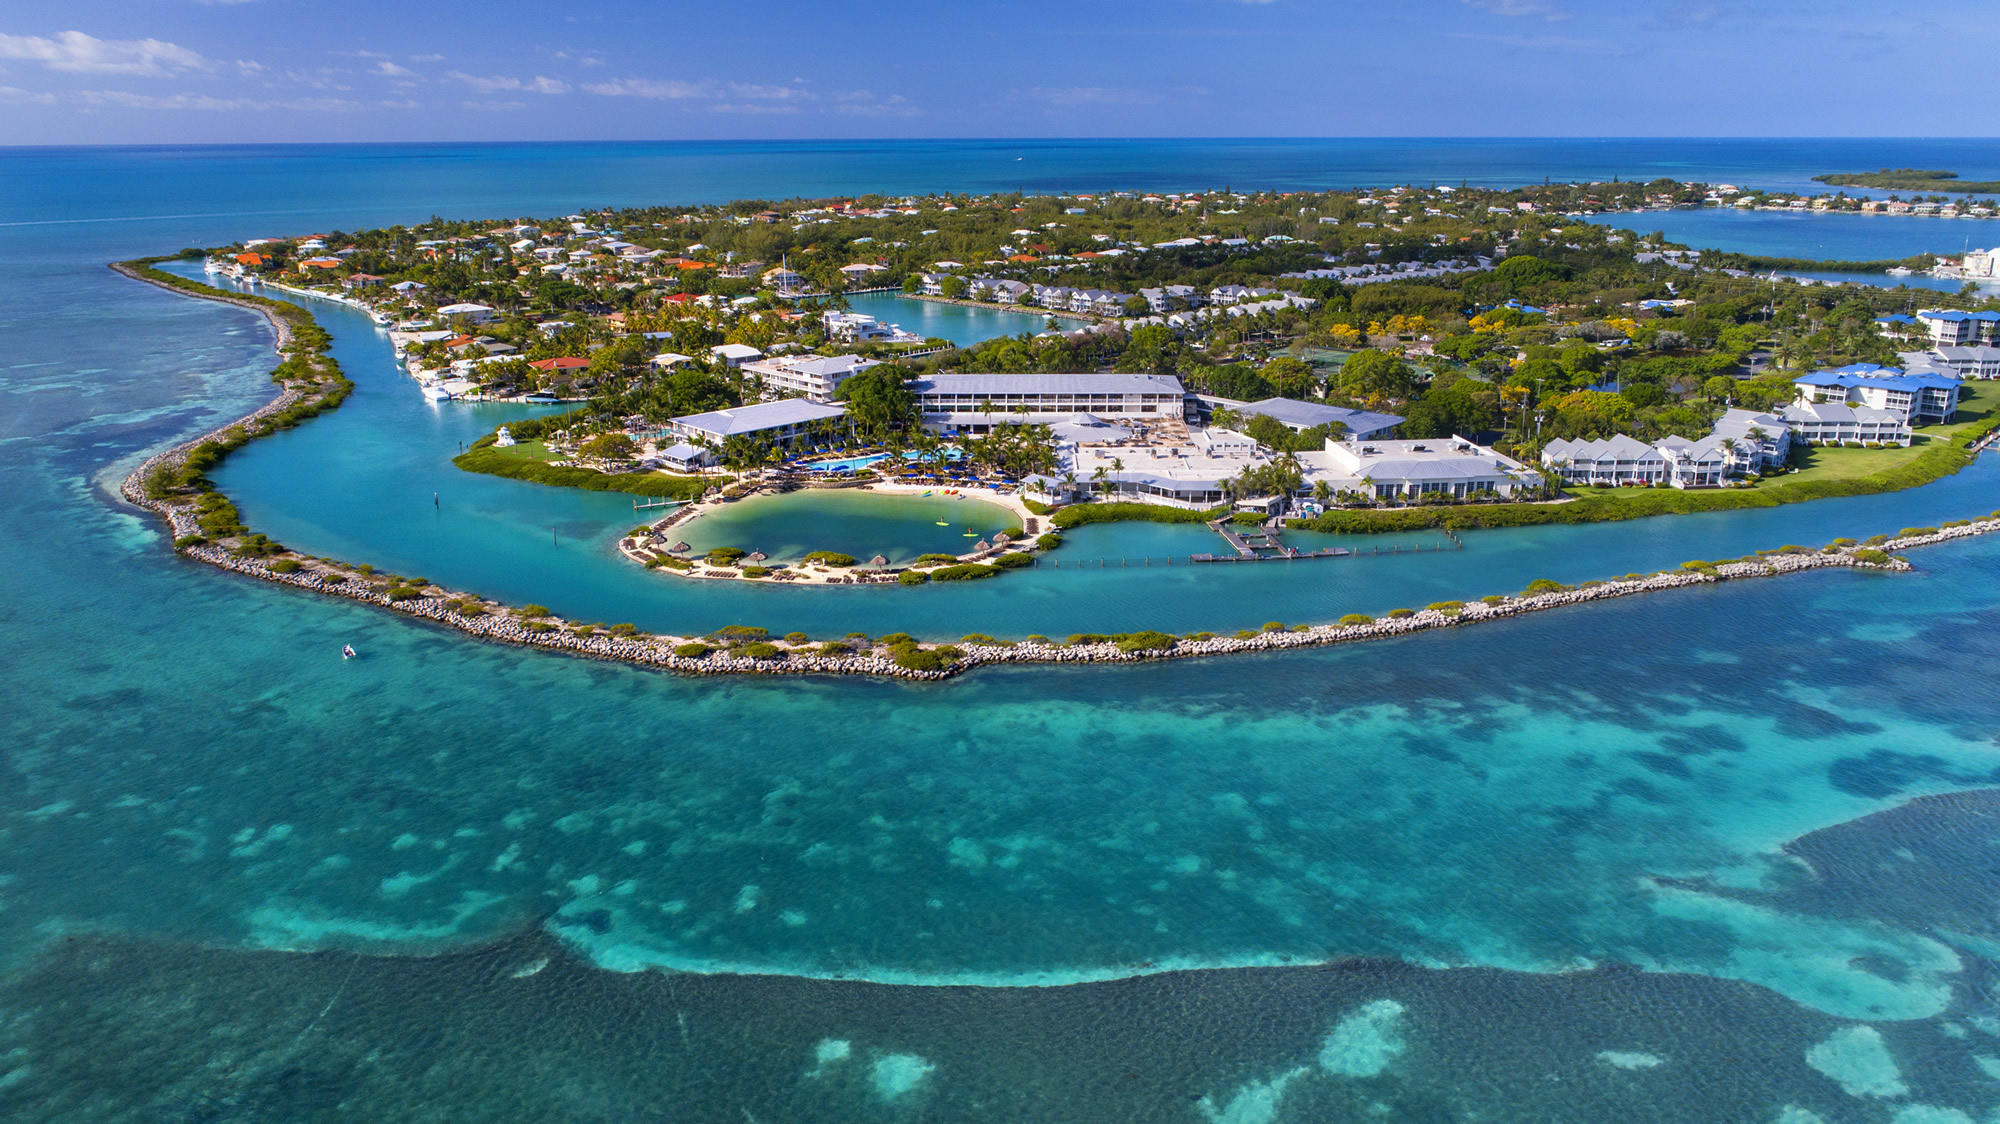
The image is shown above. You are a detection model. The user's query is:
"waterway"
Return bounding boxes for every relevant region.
[841,291,1056,347]
[9,140,2000,1121]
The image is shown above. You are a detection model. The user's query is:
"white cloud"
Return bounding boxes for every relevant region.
[1461,0,1571,19]
[581,76,715,99]
[72,88,408,111]
[0,30,208,76]
[0,83,55,104]
[1026,86,1162,106]
[372,60,415,78]
[728,81,807,100]
[445,70,568,94]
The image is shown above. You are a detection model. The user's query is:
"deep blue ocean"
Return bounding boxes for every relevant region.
[7,139,2000,1121]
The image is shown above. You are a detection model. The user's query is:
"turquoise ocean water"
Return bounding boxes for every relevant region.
[8,139,2000,1120]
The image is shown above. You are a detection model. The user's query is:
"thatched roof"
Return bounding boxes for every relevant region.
[870,554,889,566]
[992,531,1012,544]
[747,551,767,561]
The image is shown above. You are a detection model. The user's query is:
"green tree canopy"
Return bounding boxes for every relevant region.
[1337,349,1421,401]
[835,366,919,438]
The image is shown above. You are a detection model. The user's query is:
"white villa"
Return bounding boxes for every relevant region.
[742,354,878,403]
[822,311,922,345]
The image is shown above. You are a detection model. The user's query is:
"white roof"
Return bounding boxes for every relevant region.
[672,399,847,438]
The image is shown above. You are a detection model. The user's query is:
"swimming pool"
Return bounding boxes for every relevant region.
[802,449,964,472]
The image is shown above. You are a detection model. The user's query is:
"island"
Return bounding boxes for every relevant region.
[112,176,2000,677]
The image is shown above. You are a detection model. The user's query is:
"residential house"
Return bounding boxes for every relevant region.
[709,343,765,368]
[435,302,497,325]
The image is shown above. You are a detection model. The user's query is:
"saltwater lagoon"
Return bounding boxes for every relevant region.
[840,291,1057,346]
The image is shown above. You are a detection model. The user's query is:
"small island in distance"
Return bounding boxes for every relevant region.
[1815,168,2000,194]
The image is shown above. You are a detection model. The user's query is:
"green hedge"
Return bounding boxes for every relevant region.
[929,563,1000,581]
[1051,503,1226,529]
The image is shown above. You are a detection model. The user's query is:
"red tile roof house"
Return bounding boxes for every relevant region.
[528,357,591,375]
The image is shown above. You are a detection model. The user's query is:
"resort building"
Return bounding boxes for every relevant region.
[1710,408,1793,471]
[741,354,879,403]
[1310,438,1537,501]
[1211,396,1405,441]
[910,373,1187,433]
[1928,345,2000,380]
[1543,410,1790,489]
[1541,435,1668,486]
[1793,364,1960,424]
[666,399,849,450]
[1780,402,1912,446]
[1917,309,2000,347]
[1055,432,1535,509]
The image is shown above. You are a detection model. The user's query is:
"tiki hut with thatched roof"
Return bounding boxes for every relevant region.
[747,551,767,563]
[870,554,889,567]
[992,531,1012,545]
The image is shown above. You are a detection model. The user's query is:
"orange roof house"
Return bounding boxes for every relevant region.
[235,252,266,266]
[528,357,590,372]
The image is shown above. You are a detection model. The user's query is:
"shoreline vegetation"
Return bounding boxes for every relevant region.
[113,261,2000,681]
[1814,169,2000,195]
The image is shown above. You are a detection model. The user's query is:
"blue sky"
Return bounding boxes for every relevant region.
[0,1,1988,144]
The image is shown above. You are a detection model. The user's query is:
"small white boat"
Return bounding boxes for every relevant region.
[203,258,224,274]
[422,385,453,402]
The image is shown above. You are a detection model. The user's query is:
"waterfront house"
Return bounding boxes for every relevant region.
[1652,436,1729,488]
[667,399,850,450]
[528,357,590,379]
[1711,408,1793,471]
[1541,435,1667,486]
[1780,402,1912,446]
